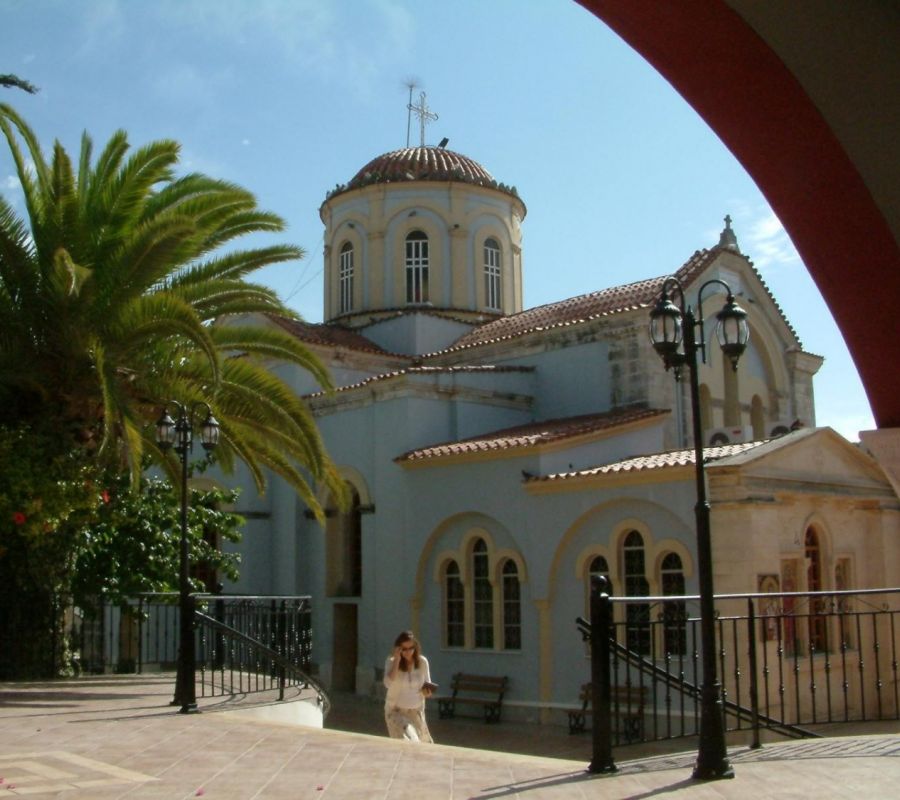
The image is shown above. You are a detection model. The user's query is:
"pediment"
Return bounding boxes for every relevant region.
[710,427,893,493]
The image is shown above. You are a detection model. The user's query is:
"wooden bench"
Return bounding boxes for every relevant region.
[567,682,648,742]
[437,672,509,723]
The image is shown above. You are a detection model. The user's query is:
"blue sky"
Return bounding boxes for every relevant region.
[1,0,875,440]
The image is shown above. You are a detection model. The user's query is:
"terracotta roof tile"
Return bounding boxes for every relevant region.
[324,146,522,206]
[306,364,533,399]
[433,249,716,355]
[269,316,397,356]
[426,242,803,357]
[529,440,766,483]
[396,407,669,463]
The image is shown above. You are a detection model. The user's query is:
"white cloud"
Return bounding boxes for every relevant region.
[148,0,413,97]
[74,0,129,58]
[4,175,21,191]
[742,208,802,272]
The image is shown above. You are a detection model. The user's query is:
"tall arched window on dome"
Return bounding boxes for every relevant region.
[484,237,501,311]
[405,230,429,303]
[339,242,354,314]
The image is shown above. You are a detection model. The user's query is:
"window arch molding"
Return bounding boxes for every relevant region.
[431,527,526,650]
[795,514,833,563]
[574,545,616,583]
[612,520,655,557]
[328,220,365,317]
[315,464,372,510]
[650,539,694,584]
[338,240,355,314]
[492,548,527,584]
[470,222,508,311]
[459,527,495,584]
[385,210,445,308]
[482,236,502,311]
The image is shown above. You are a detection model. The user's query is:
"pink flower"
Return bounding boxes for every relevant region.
[11,512,26,526]
[101,489,111,504]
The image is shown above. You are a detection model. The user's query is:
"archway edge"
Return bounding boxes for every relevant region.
[578,0,900,428]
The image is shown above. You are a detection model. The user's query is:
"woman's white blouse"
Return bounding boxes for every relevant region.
[383,654,432,709]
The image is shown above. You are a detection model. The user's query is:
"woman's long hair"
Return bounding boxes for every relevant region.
[394,630,421,671]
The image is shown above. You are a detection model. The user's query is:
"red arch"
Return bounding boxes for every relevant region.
[579,0,900,428]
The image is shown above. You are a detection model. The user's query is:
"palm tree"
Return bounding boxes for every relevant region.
[0,74,38,94]
[0,103,344,518]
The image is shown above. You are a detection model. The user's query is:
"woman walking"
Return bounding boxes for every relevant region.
[383,631,435,743]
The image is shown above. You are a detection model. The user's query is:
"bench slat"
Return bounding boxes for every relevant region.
[567,682,647,740]
[437,672,509,724]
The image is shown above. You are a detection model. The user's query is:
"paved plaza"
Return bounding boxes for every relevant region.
[0,674,898,798]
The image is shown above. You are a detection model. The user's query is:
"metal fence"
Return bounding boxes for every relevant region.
[578,586,900,748]
[72,593,328,713]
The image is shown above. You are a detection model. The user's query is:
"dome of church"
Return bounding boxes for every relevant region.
[325,146,520,202]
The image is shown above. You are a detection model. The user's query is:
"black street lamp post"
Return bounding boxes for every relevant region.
[649,277,749,780]
[155,401,220,713]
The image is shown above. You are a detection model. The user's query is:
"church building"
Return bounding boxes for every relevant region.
[221,144,900,713]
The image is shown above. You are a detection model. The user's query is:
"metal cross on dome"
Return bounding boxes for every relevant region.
[407,91,438,147]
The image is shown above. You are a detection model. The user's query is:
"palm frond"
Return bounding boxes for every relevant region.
[177,245,305,285]
[111,292,221,386]
[211,324,333,391]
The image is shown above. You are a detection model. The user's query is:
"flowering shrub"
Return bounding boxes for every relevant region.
[0,424,243,678]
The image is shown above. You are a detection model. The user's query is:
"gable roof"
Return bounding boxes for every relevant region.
[527,439,767,484]
[432,245,800,356]
[395,407,669,464]
[526,428,895,494]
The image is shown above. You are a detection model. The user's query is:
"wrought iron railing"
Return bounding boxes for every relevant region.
[577,586,900,752]
[70,593,328,716]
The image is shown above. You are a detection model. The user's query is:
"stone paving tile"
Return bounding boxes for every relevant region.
[1,676,899,799]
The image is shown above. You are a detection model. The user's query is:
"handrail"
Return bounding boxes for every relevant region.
[577,615,816,740]
[604,586,900,604]
[608,633,816,740]
[195,611,331,718]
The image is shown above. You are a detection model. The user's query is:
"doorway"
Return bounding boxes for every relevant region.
[331,603,358,692]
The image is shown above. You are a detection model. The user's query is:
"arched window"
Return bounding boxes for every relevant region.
[473,539,493,648]
[588,554,612,595]
[439,532,525,651]
[405,230,429,303]
[805,529,827,652]
[484,237,501,311]
[660,553,686,655]
[623,531,650,655]
[445,560,464,648]
[501,560,521,650]
[339,242,354,314]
